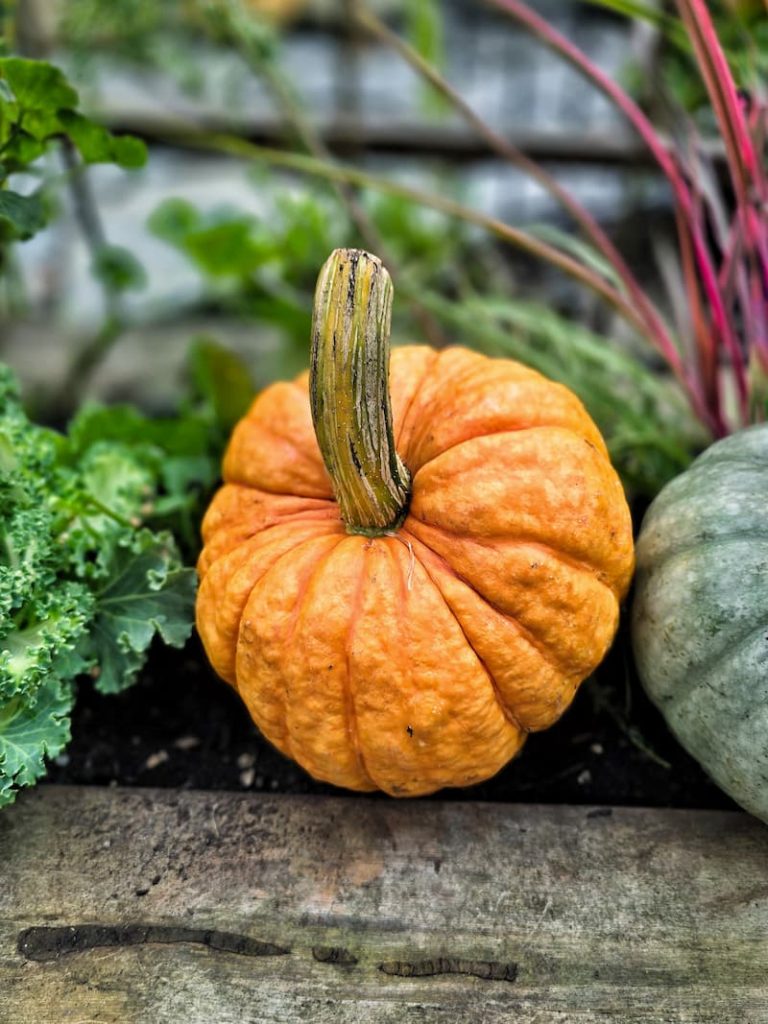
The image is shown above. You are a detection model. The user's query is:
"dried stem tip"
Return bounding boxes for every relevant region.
[310,248,411,535]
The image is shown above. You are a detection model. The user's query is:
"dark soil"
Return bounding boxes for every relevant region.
[46,622,735,811]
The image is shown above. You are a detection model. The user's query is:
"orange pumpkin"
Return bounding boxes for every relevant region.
[197,249,634,796]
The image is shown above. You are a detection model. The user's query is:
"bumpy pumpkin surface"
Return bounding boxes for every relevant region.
[197,344,634,796]
[632,424,768,823]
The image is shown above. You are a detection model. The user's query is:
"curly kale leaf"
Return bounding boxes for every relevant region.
[0,677,75,809]
[0,579,94,705]
[0,367,199,806]
[65,401,219,554]
[86,531,197,695]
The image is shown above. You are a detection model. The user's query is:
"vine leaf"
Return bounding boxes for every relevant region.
[0,189,46,240]
[86,536,197,695]
[0,678,74,808]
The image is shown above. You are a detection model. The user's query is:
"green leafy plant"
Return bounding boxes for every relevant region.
[0,368,204,806]
[0,53,149,401]
[584,0,767,113]
[0,38,267,807]
[0,55,146,245]
[0,351,245,807]
[418,290,703,497]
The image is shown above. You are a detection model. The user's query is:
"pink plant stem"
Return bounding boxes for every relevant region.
[750,275,768,367]
[677,0,767,419]
[731,101,768,325]
[746,206,768,299]
[718,218,762,373]
[743,106,768,297]
[677,0,758,204]
[486,0,746,433]
[718,217,741,294]
[693,227,748,427]
[676,207,726,435]
[683,154,747,427]
[486,0,691,201]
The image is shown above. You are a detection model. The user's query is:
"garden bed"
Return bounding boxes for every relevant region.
[46,632,735,811]
[9,626,764,1024]
[2,785,766,1024]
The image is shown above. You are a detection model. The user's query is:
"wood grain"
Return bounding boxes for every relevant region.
[1,786,767,1023]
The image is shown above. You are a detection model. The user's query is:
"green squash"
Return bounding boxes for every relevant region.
[632,424,768,823]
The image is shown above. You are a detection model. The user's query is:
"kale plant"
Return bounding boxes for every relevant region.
[0,366,214,807]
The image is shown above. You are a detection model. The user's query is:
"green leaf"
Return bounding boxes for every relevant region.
[58,109,117,162]
[0,188,47,240]
[64,404,217,549]
[0,362,209,805]
[148,199,270,277]
[79,445,156,526]
[0,57,79,112]
[581,0,679,35]
[0,433,15,473]
[67,402,212,461]
[0,581,93,705]
[188,337,254,431]
[19,108,64,142]
[93,244,147,293]
[183,220,267,278]
[0,132,46,173]
[527,223,625,292]
[86,534,196,694]
[147,197,200,244]
[59,111,147,168]
[0,677,74,808]
[110,134,147,169]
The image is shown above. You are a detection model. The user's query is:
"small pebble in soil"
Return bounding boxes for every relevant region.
[577,769,592,786]
[174,735,201,751]
[54,754,70,767]
[240,767,256,788]
[237,752,256,770]
[144,750,170,771]
[590,743,604,756]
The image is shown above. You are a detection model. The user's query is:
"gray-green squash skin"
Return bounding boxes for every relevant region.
[632,423,768,823]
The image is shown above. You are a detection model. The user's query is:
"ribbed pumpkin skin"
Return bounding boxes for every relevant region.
[197,345,634,796]
[632,424,768,823]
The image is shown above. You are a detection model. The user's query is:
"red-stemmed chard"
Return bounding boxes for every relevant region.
[482,0,767,438]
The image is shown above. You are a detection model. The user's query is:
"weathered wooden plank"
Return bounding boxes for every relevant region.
[1,786,767,1024]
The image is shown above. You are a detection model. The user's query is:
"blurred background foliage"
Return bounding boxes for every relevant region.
[3,0,762,501]
[587,0,767,113]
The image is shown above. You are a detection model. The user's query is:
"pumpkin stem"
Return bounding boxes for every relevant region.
[310,248,411,535]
